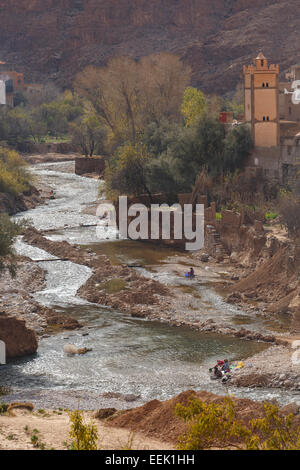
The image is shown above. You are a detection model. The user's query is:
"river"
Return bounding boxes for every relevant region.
[1,161,299,409]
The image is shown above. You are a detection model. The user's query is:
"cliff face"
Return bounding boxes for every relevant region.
[0,315,38,359]
[0,0,299,94]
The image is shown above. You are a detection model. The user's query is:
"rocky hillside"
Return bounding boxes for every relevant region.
[0,0,299,94]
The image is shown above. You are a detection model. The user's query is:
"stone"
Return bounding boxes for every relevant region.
[200,253,209,262]
[0,315,38,358]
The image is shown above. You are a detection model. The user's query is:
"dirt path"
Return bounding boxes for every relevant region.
[0,409,173,450]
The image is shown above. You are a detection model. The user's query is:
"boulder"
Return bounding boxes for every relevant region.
[0,315,38,358]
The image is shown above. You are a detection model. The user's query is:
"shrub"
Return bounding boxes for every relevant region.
[0,146,31,195]
[175,397,300,450]
[279,194,300,237]
[0,403,8,414]
[68,410,98,450]
[0,213,25,276]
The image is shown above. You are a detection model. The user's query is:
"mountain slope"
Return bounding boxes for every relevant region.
[0,0,299,93]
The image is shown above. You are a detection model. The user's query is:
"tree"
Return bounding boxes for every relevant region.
[223,124,253,173]
[75,53,191,147]
[181,87,206,127]
[105,143,152,200]
[70,115,106,157]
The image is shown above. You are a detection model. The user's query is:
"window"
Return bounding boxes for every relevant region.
[266,82,269,88]
[262,83,265,88]
[261,60,264,67]
[263,116,266,121]
[267,116,269,121]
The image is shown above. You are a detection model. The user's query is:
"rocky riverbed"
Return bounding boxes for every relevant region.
[2,158,300,402]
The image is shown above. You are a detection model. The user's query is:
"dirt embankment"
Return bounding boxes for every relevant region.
[105,390,300,446]
[1,390,299,450]
[0,186,43,216]
[216,220,300,335]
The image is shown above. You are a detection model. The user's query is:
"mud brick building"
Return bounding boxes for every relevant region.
[243,53,300,184]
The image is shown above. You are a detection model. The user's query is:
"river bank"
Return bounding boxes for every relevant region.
[1,389,299,450]
[2,159,299,408]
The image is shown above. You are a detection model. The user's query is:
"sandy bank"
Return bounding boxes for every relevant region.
[0,409,172,450]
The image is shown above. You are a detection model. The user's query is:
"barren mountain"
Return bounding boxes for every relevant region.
[0,0,299,94]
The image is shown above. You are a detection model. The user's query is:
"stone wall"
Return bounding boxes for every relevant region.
[75,156,106,177]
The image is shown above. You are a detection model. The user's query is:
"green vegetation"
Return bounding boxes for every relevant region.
[175,397,300,450]
[72,54,251,200]
[0,213,25,276]
[181,87,206,127]
[0,89,84,147]
[102,278,128,294]
[0,146,31,195]
[265,210,278,221]
[68,409,98,451]
[0,403,8,414]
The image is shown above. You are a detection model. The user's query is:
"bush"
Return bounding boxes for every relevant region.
[0,147,31,195]
[68,410,98,450]
[0,213,25,276]
[279,194,300,237]
[175,397,300,450]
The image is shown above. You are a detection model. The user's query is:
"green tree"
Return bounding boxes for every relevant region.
[70,115,106,157]
[105,143,152,200]
[181,87,206,127]
[223,124,253,173]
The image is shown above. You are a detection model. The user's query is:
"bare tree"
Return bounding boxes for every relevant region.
[74,53,191,145]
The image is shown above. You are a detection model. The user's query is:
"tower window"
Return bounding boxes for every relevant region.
[261,60,264,67]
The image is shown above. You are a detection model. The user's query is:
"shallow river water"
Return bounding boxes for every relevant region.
[1,161,299,409]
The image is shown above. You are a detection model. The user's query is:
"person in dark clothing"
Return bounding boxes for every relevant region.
[213,366,223,378]
[189,267,195,278]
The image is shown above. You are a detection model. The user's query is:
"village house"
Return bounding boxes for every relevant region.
[0,60,43,108]
[0,61,25,107]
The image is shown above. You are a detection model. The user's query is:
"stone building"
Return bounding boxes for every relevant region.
[243,53,300,183]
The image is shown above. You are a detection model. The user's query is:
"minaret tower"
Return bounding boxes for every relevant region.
[243,53,279,147]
